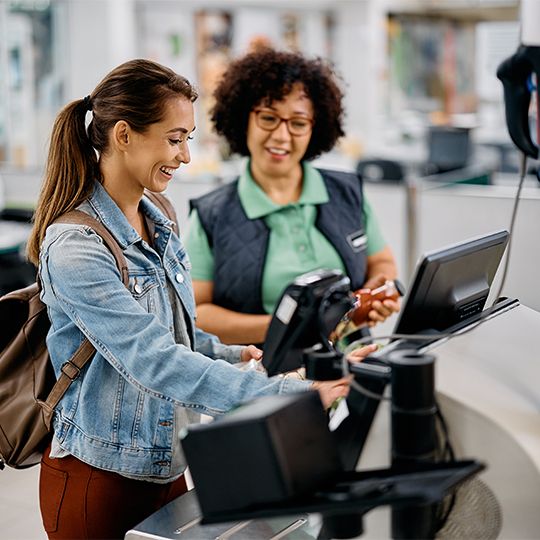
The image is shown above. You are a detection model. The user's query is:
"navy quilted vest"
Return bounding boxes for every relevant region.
[189,169,368,314]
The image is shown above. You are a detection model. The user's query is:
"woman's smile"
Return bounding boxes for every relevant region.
[266,147,290,159]
[158,165,177,180]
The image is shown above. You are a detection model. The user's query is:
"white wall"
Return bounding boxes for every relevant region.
[63,0,137,100]
[332,1,374,147]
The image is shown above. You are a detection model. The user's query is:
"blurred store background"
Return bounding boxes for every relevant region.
[0,0,526,173]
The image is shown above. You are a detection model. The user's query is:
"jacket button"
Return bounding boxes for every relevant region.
[134,284,142,294]
[175,273,184,283]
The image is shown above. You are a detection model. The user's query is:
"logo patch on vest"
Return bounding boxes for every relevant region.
[347,230,367,252]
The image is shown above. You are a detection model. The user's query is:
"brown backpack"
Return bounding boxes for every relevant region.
[0,192,178,469]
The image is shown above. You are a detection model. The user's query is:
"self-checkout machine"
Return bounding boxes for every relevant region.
[126,244,540,540]
[125,298,540,540]
[126,307,540,540]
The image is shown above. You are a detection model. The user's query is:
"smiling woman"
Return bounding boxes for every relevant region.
[105,97,195,205]
[247,83,313,202]
[184,48,400,346]
[27,59,198,264]
[23,57,361,540]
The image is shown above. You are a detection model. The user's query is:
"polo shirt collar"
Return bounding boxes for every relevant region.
[238,161,329,220]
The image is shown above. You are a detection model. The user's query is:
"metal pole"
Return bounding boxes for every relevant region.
[404,175,419,281]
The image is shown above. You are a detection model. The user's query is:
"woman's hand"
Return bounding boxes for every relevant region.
[240,345,263,362]
[311,378,352,409]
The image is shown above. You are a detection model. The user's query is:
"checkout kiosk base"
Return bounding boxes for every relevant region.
[126,302,540,539]
[125,489,318,539]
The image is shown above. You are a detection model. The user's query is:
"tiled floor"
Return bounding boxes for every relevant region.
[0,465,47,539]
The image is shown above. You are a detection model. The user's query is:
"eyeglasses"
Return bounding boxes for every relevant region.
[253,109,313,136]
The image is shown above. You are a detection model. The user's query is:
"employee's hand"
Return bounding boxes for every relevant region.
[362,274,401,327]
[362,273,389,290]
[240,345,263,363]
[367,299,400,326]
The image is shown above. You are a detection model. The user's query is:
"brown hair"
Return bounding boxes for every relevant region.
[211,48,345,160]
[27,58,197,264]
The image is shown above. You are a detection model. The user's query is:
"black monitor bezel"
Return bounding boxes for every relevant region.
[393,229,509,337]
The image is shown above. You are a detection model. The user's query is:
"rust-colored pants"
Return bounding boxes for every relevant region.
[39,444,188,540]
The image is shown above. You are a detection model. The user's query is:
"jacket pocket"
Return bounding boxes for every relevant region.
[129,273,159,312]
[39,460,68,533]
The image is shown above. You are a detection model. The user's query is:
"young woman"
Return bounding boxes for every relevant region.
[27,59,374,540]
[185,48,400,345]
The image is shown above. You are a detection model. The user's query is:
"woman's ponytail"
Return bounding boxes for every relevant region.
[27,98,98,264]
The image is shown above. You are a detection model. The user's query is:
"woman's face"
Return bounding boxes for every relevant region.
[247,83,313,181]
[124,96,195,193]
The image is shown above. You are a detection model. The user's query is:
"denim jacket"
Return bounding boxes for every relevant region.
[39,182,310,480]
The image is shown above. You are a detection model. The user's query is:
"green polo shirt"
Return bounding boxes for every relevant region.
[184,162,386,314]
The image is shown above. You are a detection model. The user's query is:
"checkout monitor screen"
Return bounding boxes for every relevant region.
[262,269,353,377]
[394,229,509,337]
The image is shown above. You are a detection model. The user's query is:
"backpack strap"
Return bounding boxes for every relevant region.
[41,211,130,422]
[54,210,130,287]
[144,190,179,231]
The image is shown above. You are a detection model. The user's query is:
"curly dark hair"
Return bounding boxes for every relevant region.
[210,48,345,160]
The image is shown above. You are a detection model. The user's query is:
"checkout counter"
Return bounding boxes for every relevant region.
[125,298,540,540]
